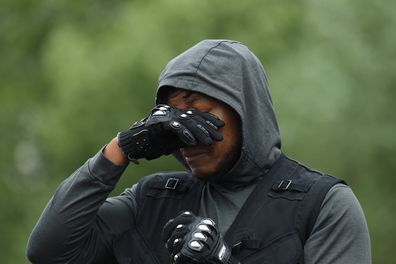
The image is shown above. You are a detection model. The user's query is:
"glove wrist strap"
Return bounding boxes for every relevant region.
[117,127,151,163]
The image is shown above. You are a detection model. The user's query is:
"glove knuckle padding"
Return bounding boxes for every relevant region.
[171,123,197,146]
[118,104,224,162]
[162,211,196,243]
[163,212,235,264]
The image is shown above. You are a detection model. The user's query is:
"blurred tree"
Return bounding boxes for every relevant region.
[0,0,394,262]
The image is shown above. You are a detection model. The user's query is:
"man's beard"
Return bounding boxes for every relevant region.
[194,141,241,183]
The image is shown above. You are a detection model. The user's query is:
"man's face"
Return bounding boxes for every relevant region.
[166,88,241,182]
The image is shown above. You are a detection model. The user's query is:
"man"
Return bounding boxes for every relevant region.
[27,40,371,263]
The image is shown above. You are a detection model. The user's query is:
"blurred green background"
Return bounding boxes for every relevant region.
[1,0,395,263]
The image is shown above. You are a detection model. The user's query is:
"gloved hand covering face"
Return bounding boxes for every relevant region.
[117,104,224,163]
[162,211,240,264]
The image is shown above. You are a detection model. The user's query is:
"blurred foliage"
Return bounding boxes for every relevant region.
[0,0,395,263]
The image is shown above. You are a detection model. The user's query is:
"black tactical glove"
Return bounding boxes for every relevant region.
[117,104,224,163]
[162,212,240,264]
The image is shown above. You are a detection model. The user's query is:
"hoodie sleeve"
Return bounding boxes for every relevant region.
[304,184,372,264]
[27,148,137,264]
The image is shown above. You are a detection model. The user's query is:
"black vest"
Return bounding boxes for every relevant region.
[113,154,345,264]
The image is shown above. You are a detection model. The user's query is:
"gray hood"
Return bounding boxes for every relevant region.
[156,40,281,188]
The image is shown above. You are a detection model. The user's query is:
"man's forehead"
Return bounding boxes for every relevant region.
[165,87,204,102]
[166,87,188,100]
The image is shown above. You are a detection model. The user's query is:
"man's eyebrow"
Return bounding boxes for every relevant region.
[166,90,202,104]
[183,92,205,104]
[182,91,195,99]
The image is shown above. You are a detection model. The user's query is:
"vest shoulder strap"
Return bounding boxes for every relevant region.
[266,156,346,243]
[135,171,193,197]
[296,166,346,244]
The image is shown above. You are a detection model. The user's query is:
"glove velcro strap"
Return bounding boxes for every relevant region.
[117,128,151,162]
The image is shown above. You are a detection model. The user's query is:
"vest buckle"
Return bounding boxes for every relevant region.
[278,180,292,190]
[165,178,179,190]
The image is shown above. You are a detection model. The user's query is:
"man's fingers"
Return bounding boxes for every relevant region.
[179,117,212,146]
[182,109,224,144]
[162,211,196,243]
[196,116,224,142]
[196,111,225,128]
[168,121,197,146]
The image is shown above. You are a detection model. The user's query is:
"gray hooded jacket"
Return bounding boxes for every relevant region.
[156,40,282,233]
[157,40,281,182]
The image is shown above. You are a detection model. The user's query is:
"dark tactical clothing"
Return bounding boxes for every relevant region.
[28,40,371,263]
